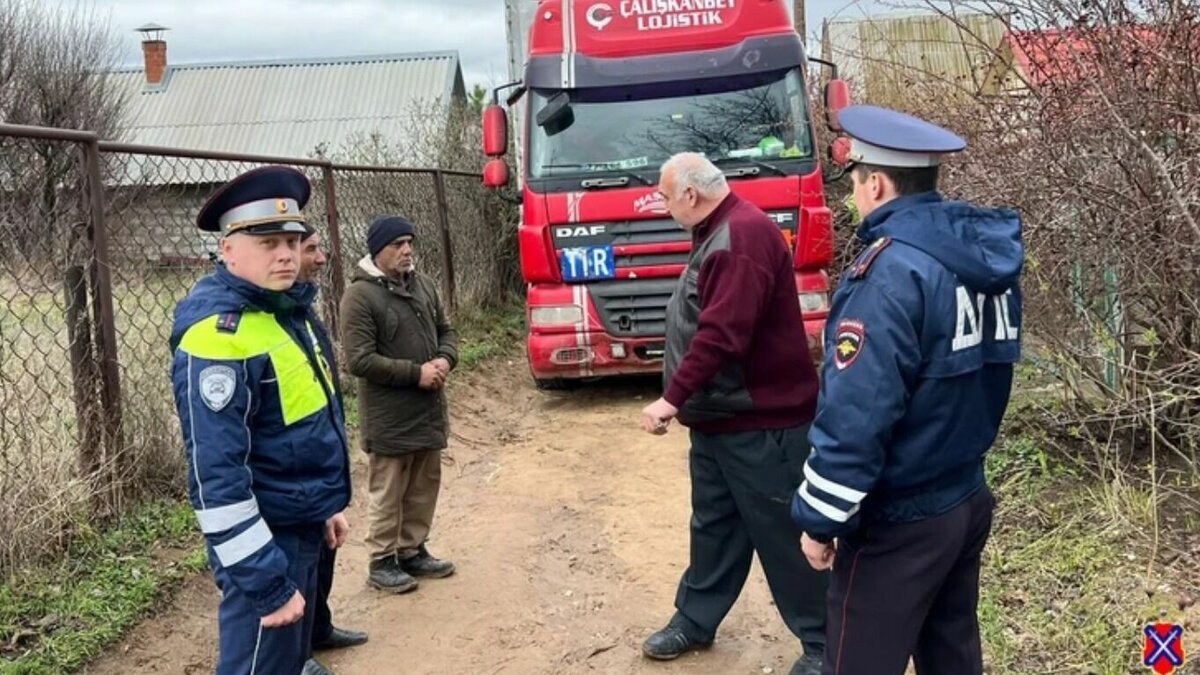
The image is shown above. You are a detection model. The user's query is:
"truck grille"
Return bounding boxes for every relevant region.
[551,218,690,270]
[608,218,690,248]
[587,278,678,338]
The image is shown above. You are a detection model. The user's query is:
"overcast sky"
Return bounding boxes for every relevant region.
[92,0,886,89]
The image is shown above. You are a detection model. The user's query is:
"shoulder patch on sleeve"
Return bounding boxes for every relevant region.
[216,312,242,334]
[833,319,865,370]
[849,237,892,280]
[198,364,237,412]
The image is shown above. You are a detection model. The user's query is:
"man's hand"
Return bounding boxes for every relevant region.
[418,362,446,390]
[801,533,836,571]
[432,357,452,378]
[261,590,305,628]
[325,512,350,549]
[641,397,679,435]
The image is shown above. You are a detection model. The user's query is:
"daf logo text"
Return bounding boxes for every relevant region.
[556,225,607,238]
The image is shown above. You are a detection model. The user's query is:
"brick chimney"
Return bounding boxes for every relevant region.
[135,23,170,85]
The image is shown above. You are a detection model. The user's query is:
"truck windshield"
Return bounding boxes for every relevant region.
[528,68,813,182]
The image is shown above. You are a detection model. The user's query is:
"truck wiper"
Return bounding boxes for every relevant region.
[711,156,787,178]
[540,164,654,188]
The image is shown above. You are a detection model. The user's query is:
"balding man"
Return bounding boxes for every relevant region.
[639,153,828,675]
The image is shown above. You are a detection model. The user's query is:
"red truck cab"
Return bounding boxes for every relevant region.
[485,0,849,388]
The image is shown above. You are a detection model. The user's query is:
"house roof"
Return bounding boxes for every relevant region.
[1001,26,1163,90]
[820,11,1010,100]
[107,51,465,163]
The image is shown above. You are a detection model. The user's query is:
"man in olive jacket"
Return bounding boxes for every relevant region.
[340,215,458,593]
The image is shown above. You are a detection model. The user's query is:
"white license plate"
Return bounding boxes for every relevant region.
[560,245,616,282]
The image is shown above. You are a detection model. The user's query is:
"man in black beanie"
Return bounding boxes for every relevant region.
[339,215,459,593]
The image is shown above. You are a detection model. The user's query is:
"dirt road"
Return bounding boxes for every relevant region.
[85,357,810,675]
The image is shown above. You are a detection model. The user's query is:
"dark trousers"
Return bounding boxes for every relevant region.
[310,543,336,649]
[214,526,322,675]
[673,424,829,655]
[822,485,996,675]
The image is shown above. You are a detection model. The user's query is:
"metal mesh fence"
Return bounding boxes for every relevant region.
[331,169,449,301]
[0,133,98,574]
[443,173,520,310]
[0,123,508,579]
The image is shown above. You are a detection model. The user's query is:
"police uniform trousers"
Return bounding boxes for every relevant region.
[672,423,828,655]
[821,485,995,675]
[214,524,323,675]
[310,542,337,650]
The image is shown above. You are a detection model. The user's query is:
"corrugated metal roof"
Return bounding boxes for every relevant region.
[821,12,1009,103]
[106,51,464,180]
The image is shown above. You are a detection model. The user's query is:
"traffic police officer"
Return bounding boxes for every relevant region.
[170,166,352,675]
[790,106,1024,675]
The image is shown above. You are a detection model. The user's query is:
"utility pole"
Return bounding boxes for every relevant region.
[793,0,806,45]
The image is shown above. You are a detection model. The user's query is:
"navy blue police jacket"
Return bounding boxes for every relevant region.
[169,264,351,615]
[791,192,1024,542]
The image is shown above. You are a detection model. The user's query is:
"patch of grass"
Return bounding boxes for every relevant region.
[974,355,1200,673]
[453,301,525,371]
[980,495,1140,674]
[0,499,204,675]
[980,418,1159,674]
[987,434,1056,488]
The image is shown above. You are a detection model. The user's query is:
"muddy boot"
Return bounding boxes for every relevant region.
[399,544,455,578]
[367,555,418,593]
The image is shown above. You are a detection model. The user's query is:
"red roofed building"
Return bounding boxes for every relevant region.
[982,24,1173,96]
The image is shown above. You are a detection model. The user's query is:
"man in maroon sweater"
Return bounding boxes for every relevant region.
[640,153,827,675]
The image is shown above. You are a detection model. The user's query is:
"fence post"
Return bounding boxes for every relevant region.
[63,236,101,488]
[321,165,347,333]
[82,138,124,514]
[432,170,457,313]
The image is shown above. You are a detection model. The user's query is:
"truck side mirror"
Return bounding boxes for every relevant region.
[483,158,510,189]
[823,136,853,185]
[483,104,509,157]
[830,137,852,167]
[536,92,574,136]
[824,79,850,132]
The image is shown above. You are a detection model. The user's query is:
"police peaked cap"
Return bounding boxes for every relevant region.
[197,165,312,235]
[839,105,966,168]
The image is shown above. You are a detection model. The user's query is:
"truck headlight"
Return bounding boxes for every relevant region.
[799,293,829,314]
